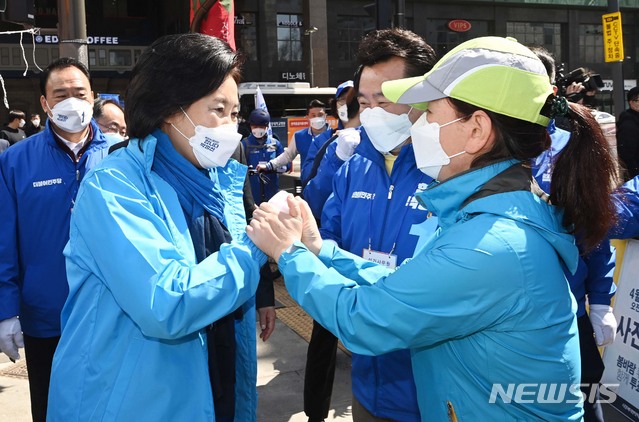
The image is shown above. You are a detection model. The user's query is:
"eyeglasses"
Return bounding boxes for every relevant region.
[98,121,127,137]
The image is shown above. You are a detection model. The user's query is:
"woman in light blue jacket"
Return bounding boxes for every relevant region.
[247,37,618,421]
[47,34,265,421]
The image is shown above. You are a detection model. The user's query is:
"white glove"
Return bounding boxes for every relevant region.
[0,317,24,360]
[335,128,361,161]
[589,304,617,346]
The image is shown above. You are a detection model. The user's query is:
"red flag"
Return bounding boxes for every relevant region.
[190,0,236,51]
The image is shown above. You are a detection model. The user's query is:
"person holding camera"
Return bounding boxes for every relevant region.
[557,67,604,108]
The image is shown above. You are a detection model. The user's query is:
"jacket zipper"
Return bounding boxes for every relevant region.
[447,401,459,422]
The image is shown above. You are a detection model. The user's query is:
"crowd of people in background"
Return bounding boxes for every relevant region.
[0,28,639,422]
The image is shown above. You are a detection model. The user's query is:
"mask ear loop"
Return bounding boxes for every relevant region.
[171,107,196,141]
[180,106,197,129]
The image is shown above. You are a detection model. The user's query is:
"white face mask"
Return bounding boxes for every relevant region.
[410,113,467,180]
[359,106,413,154]
[251,127,267,138]
[31,119,40,127]
[309,116,326,130]
[172,109,242,169]
[46,97,93,133]
[19,119,26,128]
[337,104,349,123]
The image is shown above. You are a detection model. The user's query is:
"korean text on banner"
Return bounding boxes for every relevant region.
[601,239,639,421]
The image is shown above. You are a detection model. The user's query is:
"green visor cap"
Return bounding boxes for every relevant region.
[382,36,553,126]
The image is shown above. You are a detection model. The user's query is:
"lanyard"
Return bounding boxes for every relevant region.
[367,174,427,257]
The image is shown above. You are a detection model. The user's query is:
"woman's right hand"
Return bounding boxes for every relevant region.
[290,196,322,256]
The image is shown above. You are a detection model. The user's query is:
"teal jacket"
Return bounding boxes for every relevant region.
[280,160,584,421]
[47,134,266,421]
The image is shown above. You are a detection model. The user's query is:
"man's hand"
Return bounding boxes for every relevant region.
[257,306,276,342]
[335,128,361,161]
[256,163,272,173]
[0,317,23,361]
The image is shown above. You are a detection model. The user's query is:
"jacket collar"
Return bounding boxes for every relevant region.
[355,126,418,170]
[416,158,578,273]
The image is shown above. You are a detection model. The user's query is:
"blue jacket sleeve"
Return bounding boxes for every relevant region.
[67,167,264,339]
[0,161,20,320]
[583,241,616,306]
[279,237,529,356]
[318,155,349,245]
[301,136,321,183]
[610,176,639,239]
[304,142,346,220]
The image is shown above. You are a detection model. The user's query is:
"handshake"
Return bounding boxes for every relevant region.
[246,191,322,262]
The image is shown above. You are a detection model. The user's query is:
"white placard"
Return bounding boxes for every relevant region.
[602,239,639,421]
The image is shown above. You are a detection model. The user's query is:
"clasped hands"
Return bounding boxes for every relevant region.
[246,194,322,263]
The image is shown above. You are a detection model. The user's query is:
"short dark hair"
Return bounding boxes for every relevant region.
[125,33,243,139]
[39,57,91,96]
[307,99,326,114]
[628,86,639,102]
[93,97,123,120]
[355,28,437,80]
[8,109,25,121]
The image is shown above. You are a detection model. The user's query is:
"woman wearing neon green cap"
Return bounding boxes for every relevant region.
[247,36,616,421]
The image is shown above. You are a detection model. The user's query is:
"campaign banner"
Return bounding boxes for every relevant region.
[602,239,639,421]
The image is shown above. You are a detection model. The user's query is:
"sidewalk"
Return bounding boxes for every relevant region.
[0,278,353,422]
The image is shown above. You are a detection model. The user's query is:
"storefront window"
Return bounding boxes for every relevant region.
[277,13,302,62]
[336,15,374,61]
[579,24,604,66]
[235,12,257,61]
[507,22,562,64]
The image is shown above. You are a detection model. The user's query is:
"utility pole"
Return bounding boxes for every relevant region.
[607,0,624,117]
[57,0,88,67]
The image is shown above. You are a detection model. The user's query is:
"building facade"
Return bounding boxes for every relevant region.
[0,0,637,121]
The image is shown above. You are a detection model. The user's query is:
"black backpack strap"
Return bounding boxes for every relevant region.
[301,133,338,189]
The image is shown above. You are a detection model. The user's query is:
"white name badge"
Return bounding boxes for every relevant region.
[363,249,398,269]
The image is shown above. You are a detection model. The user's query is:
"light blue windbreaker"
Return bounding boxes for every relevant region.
[279,160,584,421]
[316,129,437,421]
[47,134,266,421]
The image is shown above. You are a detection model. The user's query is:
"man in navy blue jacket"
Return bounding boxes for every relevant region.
[0,58,108,422]
[242,109,289,204]
[302,28,438,422]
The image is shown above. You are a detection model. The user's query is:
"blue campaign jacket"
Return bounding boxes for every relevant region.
[0,120,108,336]
[242,134,288,204]
[280,160,584,421]
[319,129,438,421]
[304,138,343,219]
[47,133,266,421]
[301,127,334,183]
[611,175,639,239]
[532,123,616,316]
[294,126,330,182]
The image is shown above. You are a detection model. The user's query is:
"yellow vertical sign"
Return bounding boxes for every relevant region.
[602,12,624,62]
